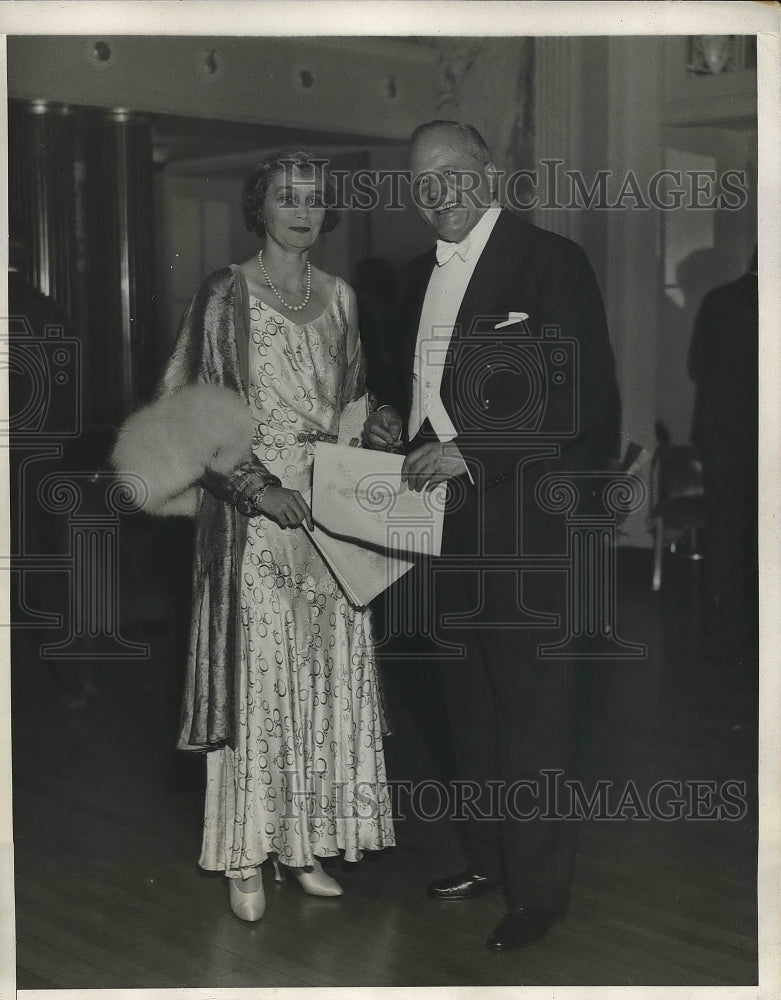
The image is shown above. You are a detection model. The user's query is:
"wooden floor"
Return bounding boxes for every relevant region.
[11,548,758,989]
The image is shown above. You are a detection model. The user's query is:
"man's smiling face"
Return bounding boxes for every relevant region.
[409,127,496,244]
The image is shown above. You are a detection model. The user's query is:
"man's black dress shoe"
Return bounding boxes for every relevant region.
[426,870,503,900]
[486,906,558,951]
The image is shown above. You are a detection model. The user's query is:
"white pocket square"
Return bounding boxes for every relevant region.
[494,312,529,330]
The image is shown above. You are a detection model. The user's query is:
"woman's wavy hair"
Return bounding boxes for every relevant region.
[242,147,340,238]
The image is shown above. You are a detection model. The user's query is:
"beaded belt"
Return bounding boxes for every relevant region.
[295,430,339,445]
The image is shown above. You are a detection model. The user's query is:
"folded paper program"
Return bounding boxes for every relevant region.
[306,442,446,607]
[312,442,446,556]
[303,524,413,609]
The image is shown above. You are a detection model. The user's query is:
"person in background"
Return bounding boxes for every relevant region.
[688,244,758,666]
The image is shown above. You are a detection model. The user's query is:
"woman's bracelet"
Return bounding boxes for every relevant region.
[235,475,281,516]
[248,480,277,513]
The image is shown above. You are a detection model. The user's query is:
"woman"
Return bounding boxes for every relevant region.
[113,149,394,922]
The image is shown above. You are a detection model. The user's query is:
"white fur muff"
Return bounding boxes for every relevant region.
[111,384,254,517]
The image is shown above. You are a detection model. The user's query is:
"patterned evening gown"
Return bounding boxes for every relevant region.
[199,277,395,877]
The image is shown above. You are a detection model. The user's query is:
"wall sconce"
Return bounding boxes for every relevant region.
[687,35,734,75]
[93,41,112,63]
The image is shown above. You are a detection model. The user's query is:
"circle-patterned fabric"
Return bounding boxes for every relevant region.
[200,279,395,875]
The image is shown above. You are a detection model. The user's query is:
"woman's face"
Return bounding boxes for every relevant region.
[262,166,327,252]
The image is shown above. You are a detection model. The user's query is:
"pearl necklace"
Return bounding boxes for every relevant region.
[258,249,312,312]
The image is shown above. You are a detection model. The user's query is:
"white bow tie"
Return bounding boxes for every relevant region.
[436,237,470,266]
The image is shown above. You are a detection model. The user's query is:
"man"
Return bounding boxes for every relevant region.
[688,246,758,666]
[364,121,618,951]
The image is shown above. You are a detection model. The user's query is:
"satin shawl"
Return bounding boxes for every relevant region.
[156,265,251,750]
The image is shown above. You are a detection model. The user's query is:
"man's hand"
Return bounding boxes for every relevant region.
[402,441,468,491]
[363,406,403,451]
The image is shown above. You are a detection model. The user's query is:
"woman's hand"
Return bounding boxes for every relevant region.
[255,485,314,530]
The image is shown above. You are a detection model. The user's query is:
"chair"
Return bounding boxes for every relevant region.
[649,444,705,591]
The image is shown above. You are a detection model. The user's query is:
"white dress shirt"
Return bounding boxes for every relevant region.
[409,204,502,444]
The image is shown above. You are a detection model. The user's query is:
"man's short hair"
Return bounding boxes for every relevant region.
[410,120,494,165]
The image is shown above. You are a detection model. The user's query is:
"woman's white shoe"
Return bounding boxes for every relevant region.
[280,857,343,897]
[228,872,266,921]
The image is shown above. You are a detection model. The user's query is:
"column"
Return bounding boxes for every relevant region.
[533,37,584,244]
[605,37,663,546]
[84,109,156,423]
[8,99,78,315]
